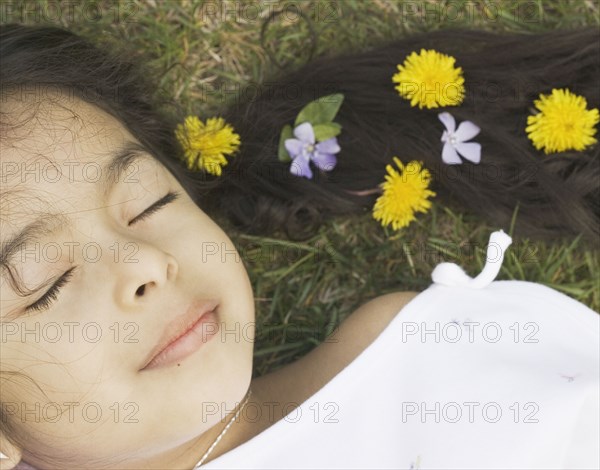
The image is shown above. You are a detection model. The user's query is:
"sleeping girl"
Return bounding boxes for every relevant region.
[0,23,598,469]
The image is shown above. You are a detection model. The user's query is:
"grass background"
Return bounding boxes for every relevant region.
[3,0,598,377]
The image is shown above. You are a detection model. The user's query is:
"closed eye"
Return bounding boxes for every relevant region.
[128,190,180,226]
[23,191,181,314]
[25,267,77,313]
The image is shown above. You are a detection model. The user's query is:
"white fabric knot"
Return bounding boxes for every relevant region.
[431,229,512,288]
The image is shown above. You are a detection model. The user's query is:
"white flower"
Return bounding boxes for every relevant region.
[438,112,481,164]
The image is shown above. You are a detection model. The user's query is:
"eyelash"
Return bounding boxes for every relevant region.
[127,190,180,226]
[26,268,77,313]
[25,191,181,313]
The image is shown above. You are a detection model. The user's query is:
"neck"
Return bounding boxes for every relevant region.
[193,387,254,467]
[153,378,274,470]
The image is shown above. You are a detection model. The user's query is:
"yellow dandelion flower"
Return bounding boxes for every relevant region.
[526,88,599,154]
[372,158,436,231]
[175,116,241,176]
[392,49,465,109]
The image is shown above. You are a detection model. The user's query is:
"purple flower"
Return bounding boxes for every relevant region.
[438,112,481,165]
[284,122,340,179]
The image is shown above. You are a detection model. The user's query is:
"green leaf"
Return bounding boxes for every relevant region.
[294,93,345,127]
[313,122,342,141]
[278,124,293,162]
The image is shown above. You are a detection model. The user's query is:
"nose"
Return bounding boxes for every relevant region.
[114,243,179,308]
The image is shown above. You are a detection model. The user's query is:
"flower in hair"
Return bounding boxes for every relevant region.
[392,49,465,109]
[438,112,481,164]
[525,88,599,154]
[175,116,241,176]
[278,93,344,179]
[372,158,436,231]
[284,122,340,179]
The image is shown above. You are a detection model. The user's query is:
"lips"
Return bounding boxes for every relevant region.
[139,299,219,371]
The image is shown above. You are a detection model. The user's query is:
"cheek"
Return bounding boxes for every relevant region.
[173,207,236,268]
[0,336,111,446]
[8,335,106,393]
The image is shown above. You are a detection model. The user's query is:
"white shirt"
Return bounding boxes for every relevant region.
[201,230,600,469]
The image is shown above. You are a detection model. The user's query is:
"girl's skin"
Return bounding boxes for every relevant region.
[0,91,418,469]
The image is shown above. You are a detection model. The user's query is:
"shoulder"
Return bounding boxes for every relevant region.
[317,291,421,370]
[254,291,420,405]
[333,291,421,349]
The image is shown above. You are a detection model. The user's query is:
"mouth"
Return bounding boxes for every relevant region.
[139,299,220,371]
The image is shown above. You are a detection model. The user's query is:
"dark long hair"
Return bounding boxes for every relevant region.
[214,27,600,246]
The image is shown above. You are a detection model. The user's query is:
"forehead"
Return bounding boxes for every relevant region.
[0,90,154,233]
[1,89,136,170]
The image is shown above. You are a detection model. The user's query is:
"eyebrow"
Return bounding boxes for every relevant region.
[0,141,151,292]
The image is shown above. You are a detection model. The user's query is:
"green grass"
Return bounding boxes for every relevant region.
[4,0,599,377]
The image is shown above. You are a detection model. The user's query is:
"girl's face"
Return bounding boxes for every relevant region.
[0,92,255,468]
